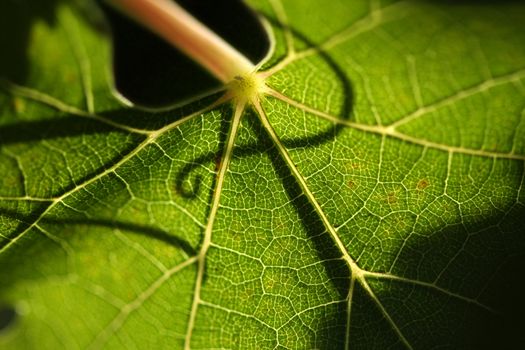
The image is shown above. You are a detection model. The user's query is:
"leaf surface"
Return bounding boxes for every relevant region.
[1,0,525,349]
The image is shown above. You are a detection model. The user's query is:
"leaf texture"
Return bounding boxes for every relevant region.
[1,0,525,349]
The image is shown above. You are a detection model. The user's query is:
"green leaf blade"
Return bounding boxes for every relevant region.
[2,0,525,349]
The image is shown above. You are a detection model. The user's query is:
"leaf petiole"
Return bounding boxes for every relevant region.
[105,0,256,83]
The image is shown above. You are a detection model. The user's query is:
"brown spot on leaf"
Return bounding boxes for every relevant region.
[386,192,397,204]
[12,97,25,114]
[417,178,429,190]
[214,153,222,172]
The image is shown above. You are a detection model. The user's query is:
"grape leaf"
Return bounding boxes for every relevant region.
[1,0,525,349]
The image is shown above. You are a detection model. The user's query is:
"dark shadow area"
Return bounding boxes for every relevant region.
[99,0,269,107]
[0,115,134,145]
[0,0,62,83]
[0,208,196,257]
[0,306,16,333]
[469,253,525,349]
[440,213,525,350]
[359,204,525,349]
[173,0,269,64]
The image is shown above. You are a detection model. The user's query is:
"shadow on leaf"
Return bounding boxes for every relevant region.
[0,0,62,84]
[0,207,196,257]
[350,203,525,349]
